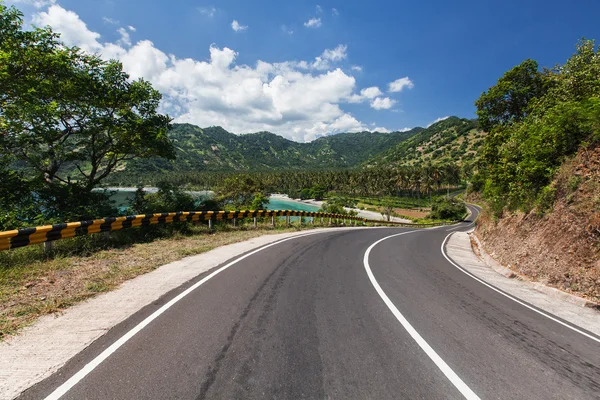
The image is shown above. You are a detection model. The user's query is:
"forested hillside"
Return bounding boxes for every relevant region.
[123,124,419,175]
[471,39,600,302]
[366,117,486,167]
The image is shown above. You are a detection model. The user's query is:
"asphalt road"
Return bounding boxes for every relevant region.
[20,205,600,399]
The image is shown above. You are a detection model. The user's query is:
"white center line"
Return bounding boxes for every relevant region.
[363,230,481,400]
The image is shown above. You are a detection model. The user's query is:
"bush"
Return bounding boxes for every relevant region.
[429,197,466,220]
[129,182,196,214]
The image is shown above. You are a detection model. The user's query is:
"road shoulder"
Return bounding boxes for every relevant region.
[445,230,600,337]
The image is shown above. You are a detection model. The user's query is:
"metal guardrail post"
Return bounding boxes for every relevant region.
[208,219,213,231]
[44,241,53,252]
[271,215,275,227]
[253,217,257,228]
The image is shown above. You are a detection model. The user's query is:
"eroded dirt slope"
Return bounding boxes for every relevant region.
[475,145,600,302]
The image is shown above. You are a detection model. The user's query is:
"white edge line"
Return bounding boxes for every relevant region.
[441,233,600,345]
[44,229,334,400]
[363,230,481,400]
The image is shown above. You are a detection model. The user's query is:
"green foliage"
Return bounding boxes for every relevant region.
[428,197,466,220]
[0,2,173,227]
[475,59,548,132]
[250,193,269,210]
[380,197,395,221]
[319,197,358,216]
[474,39,600,215]
[217,175,266,209]
[535,186,556,214]
[367,117,485,167]
[128,182,196,214]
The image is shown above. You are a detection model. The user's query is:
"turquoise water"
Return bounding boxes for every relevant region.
[266,198,321,212]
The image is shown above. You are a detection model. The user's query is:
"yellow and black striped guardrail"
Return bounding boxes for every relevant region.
[0,209,457,251]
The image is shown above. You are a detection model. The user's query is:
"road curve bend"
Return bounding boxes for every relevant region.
[19,205,600,400]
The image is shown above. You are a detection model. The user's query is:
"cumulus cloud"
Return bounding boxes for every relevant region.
[316,5,322,13]
[231,20,248,32]
[128,25,136,32]
[427,116,450,127]
[332,8,339,16]
[360,86,382,99]
[312,44,347,70]
[281,25,294,35]
[33,5,102,53]
[351,65,362,72]
[388,77,414,93]
[304,17,321,28]
[370,97,396,110]
[29,3,396,142]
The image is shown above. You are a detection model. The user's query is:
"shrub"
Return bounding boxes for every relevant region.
[429,197,467,220]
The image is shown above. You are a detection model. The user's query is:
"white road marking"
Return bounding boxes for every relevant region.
[364,231,481,400]
[441,233,600,345]
[44,230,336,400]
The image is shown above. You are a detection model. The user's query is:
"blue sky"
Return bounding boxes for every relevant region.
[9,0,600,141]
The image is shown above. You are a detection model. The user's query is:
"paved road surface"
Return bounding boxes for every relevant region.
[20,206,600,399]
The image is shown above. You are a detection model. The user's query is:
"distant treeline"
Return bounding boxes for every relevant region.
[106,164,463,199]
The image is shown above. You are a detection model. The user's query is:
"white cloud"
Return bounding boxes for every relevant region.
[398,127,413,132]
[304,17,321,28]
[117,27,131,47]
[427,116,450,127]
[371,127,391,133]
[351,65,362,72]
[370,97,396,110]
[198,6,216,17]
[316,5,323,13]
[311,44,347,70]
[360,86,382,99]
[33,5,102,53]
[102,16,118,25]
[28,4,397,142]
[388,77,414,93]
[231,20,248,32]
[281,25,294,35]
[332,8,339,16]
[128,25,136,32]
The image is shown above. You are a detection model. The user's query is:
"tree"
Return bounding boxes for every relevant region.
[251,193,269,210]
[217,175,265,209]
[475,59,547,132]
[0,3,174,193]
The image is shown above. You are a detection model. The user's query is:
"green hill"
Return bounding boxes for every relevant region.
[366,117,486,167]
[124,123,419,174]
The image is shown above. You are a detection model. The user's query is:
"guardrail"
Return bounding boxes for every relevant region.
[0,209,458,252]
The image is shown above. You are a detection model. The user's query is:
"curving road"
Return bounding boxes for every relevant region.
[20,206,600,399]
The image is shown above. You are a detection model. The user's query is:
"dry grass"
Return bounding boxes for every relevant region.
[0,222,314,339]
[392,208,430,219]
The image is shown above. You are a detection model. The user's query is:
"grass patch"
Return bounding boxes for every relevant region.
[0,219,320,340]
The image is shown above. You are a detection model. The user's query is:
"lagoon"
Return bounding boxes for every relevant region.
[266,197,320,212]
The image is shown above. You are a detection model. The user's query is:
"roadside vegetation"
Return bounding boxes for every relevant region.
[469,39,600,302]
